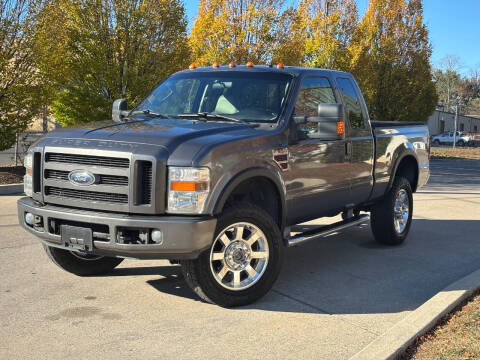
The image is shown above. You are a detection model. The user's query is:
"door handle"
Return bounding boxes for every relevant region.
[345,142,352,157]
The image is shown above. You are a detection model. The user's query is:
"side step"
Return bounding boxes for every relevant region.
[287,214,370,247]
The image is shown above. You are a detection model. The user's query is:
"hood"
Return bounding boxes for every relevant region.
[45,118,258,153]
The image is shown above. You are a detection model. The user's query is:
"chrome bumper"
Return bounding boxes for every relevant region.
[17,197,217,259]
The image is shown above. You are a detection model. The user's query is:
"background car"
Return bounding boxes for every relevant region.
[431,131,471,146]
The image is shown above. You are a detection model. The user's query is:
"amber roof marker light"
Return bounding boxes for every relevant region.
[277,62,284,69]
[189,63,197,69]
[229,61,236,68]
[212,61,220,68]
[246,61,254,67]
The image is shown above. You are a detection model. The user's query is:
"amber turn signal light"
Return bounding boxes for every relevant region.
[276,62,284,69]
[229,61,236,68]
[212,61,220,68]
[246,61,254,67]
[337,121,345,135]
[170,181,208,192]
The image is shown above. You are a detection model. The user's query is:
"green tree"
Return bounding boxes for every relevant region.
[190,0,282,66]
[35,0,190,126]
[349,0,437,122]
[302,0,358,69]
[0,0,44,150]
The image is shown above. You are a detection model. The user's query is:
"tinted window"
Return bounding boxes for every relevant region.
[336,77,364,129]
[294,77,336,138]
[295,77,336,117]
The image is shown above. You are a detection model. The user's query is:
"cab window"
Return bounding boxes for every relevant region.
[336,77,365,129]
[294,77,336,137]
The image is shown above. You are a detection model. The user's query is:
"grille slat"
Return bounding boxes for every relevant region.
[141,162,152,205]
[45,186,128,204]
[46,153,129,168]
[45,169,128,186]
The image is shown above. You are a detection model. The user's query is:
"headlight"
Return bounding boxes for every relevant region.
[24,152,33,197]
[167,167,210,214]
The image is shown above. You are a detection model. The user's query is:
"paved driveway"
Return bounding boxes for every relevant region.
[1,159,479,359]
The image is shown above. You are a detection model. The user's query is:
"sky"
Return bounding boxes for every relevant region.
[183,0,480,75]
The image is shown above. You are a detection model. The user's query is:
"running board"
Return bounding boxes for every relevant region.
[287,214,370,247]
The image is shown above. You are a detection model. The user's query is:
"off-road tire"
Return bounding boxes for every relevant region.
[43,245,124,276]
[181,203,284,307]
[370,177,413,245]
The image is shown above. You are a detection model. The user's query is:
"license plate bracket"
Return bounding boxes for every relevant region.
[61,225,93,252]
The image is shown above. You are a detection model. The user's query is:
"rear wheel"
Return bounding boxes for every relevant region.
[457,140,465,146]
[43,245,124,276]
[432,139,440,146]
[370,177,413,245]
[181,203,284,307]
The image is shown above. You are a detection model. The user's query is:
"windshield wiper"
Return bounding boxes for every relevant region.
[129,109,170,119]
[178,112,256,126]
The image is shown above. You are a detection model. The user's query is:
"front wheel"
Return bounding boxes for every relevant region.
[370,177,413,245]
[457,140,465,146]
[43,245,124,276]
[181,203,284,307]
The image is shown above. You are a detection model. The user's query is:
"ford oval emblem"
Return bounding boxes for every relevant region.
[68,170,96,186]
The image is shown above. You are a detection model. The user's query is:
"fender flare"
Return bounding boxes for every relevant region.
[387,150,419,192]
[212,167,286,228]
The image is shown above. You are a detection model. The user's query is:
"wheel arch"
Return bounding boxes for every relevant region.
[389,153,419,192]
[212,168,286,229]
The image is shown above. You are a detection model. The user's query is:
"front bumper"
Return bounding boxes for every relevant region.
[17,197,217,259]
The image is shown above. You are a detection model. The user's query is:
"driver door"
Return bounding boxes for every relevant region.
[285,75,351,225]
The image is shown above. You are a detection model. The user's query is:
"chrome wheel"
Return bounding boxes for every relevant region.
[210,222,269,291]
[394,189,409,234]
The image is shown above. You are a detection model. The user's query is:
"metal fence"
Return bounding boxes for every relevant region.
[0,132,46,167]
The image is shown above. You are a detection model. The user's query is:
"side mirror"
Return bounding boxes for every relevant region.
[311,103,345,140]
[293,115,307,125]
[112,98,128,123]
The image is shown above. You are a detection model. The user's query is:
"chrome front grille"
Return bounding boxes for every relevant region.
[45,186,128,204]
[45,169,129,186]
[45,153,130,168]
[40,149,158,213]
[42,151,132,212]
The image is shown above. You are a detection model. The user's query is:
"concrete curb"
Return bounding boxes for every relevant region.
[349,268,480,360]
[0,183,24,195]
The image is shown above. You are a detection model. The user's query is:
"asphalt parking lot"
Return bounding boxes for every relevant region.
[1,159,479,360]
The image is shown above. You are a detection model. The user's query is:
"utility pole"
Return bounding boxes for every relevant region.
[453,105,458,149]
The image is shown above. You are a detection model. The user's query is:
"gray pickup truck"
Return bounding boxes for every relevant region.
[18,64,430,307]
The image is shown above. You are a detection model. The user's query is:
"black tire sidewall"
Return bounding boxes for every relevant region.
[44,245,123,276]
[371,177,413,245]
[184,203,284,307]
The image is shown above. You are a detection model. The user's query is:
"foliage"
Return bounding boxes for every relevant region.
[1,0,446,129]
[272,0,358,69]
[0,0,44,151]
[35,0,191,126]
[433,57,480,115]
[190,0,282,65]
[349,0,437,122]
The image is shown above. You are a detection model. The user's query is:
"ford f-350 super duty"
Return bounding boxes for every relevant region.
[18,64,430,307]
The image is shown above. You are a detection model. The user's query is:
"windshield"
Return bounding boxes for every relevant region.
[134,71,293,123]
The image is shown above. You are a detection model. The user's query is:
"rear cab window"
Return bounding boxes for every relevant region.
[335,77,365,130]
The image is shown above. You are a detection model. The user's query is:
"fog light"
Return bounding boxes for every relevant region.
[151,229,163,244]
[25,212,35,226]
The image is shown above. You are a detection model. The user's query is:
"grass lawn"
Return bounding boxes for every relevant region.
[407,292,480,360]
[431,147,480,160]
